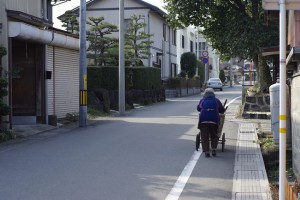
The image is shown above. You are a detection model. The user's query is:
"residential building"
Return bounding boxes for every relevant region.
[0,0,80,126]
[69,0,177,80]
[176,26,220,79]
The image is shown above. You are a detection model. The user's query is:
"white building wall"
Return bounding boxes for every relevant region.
[4,0,42,18]
[176,26,220,79]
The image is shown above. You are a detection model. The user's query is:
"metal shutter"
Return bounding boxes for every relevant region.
[47,46,79,119]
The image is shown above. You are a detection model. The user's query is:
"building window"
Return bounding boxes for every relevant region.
[163,24,167,41]
[190,41,193,52]
[202,42,207,50]
[171,63,177,77]
[172,29,176,46]
[124,19,133,33]
[182,35,185,49]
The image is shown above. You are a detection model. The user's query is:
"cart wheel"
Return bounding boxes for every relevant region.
[221,133,225,152]
[195,133,200,151]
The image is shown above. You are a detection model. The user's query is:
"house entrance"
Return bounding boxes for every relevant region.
[11,39,45,124]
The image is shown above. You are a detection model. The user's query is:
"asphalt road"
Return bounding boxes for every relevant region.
[0,85,242,200]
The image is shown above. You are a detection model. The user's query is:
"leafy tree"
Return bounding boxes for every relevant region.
[125,14,153,66]
[219,69,226,83]
[164,0,278,89]
[60,10,79,34]
[180,52,197,78]
[86,17,119,66]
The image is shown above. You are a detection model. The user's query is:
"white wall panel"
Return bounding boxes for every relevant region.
[53,47,79,119]
[5,0,42,17]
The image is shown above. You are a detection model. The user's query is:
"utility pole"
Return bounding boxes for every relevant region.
[279,1,287,199]
[119,0,125,115]
[79,0,87,127]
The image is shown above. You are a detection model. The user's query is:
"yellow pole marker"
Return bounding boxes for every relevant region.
[279,115,286,120]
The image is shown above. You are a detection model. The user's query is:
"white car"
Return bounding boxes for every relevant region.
[207,78,223,91]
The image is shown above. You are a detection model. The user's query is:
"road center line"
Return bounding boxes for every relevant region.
[165,150,202,200]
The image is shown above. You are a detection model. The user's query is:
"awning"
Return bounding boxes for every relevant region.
[8,22,80,50]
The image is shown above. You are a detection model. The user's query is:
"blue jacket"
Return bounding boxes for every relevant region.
[197,94,225,125]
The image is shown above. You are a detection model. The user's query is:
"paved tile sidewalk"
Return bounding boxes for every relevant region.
[232,123,272,200]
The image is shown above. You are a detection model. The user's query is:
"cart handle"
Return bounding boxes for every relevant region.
[223,99,228,112]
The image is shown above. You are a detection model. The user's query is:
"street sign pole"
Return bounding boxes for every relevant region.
[79,0,87,127]
[202,51,209,84]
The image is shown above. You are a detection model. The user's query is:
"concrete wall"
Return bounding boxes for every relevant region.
[291,74,300,181]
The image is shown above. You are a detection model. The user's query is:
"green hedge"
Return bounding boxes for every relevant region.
[87,66,161,91]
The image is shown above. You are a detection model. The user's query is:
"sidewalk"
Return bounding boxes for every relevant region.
[232,120,272,200]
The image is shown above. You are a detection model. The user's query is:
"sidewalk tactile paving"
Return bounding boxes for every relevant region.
[235,192,271,200]
[237,154,260,163]
[232,123,272,200]
[239,133,256,141]
[236,141,260,154]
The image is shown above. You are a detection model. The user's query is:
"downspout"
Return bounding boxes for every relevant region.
[43,0,49,124]
[148,10,151,67]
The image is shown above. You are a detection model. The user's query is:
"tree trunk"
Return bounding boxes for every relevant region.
[258,53,272,93]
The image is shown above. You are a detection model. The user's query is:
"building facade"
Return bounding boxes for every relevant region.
[176,26,220,79]
[70,0,177,80]
[0,0,80,126]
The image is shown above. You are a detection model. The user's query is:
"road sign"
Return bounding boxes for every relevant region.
[202,57,208,64]
[202,50,208,57]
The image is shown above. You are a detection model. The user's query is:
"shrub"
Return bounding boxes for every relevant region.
[180,52,197,78]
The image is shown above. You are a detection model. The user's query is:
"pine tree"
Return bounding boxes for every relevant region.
[125,14,153,66]
[60,10,79,34]
[86,17,119,66]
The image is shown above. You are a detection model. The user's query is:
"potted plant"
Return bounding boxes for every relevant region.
[247,83,259,96]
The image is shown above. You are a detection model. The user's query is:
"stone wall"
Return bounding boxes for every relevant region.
[165,87,201,98]
[242,94,270,119]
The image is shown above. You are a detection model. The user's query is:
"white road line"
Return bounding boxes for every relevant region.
[225,96,241,107]
[165,150,202,200]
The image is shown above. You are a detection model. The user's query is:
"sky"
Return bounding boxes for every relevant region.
[52,0,166,29]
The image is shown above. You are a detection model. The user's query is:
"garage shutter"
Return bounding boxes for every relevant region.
[47,46,79,119]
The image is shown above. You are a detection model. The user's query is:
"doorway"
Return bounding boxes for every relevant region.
[11,39,45,124]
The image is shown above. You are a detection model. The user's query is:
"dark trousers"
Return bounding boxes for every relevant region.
[199,123,219,152]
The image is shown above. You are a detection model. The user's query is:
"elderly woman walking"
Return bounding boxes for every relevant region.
[197,88,225,157]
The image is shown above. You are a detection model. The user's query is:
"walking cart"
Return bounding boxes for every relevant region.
[195,100,227,152]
